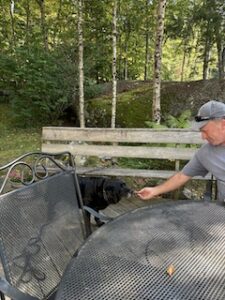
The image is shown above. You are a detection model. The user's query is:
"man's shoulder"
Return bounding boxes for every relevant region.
[197,143,210,154]
[198,143,225,156]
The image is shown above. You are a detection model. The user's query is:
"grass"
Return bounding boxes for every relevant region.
[0,104,41,166]
[0,128,41,165]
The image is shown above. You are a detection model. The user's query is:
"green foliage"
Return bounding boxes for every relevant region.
[145,109,192,129]
[0,53,17,103]
[117,157,175,170]
[86,85,153,128]
[0,0,223,88]
[0,0,224,129]
[0,47,76,127]
[0,104,12,131]
[0,104,41,165]
[84,79,103,99]
[165,109,192,128]
[144,121,167,129]
[0,127,41,166]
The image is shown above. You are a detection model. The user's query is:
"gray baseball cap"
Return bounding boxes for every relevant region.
[193,100,225,130]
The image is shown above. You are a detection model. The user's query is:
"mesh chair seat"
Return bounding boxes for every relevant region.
[0,152,86,300]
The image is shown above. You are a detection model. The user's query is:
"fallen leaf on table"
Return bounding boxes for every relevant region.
[166,264,175,276]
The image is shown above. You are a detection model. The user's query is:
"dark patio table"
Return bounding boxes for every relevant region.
[55,200,225,300]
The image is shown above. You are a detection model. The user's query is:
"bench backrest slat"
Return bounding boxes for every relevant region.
[42,127,203,144]
[42,144,197,161]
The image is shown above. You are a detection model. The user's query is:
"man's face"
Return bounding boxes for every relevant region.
[200,120,225,145]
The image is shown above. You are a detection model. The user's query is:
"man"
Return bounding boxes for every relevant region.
[136,100,225,203]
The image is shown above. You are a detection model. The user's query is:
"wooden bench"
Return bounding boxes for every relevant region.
[41,127,211,181]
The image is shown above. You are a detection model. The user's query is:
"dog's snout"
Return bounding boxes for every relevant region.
[128,189,134,198]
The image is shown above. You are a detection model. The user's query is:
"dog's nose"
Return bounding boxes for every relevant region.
[127,189,134,198]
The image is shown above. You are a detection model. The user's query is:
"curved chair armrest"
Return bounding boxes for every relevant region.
[83,206,113,222]
[0,277,39,300]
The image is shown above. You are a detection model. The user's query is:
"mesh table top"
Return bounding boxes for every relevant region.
[56,201,225,300]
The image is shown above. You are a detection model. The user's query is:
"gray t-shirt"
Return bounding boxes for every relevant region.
[182,143,225,202]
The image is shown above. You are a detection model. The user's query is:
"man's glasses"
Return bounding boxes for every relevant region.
[195,116,213,122]
[195,116,225,122]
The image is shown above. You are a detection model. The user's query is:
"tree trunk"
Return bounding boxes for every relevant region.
[78,0,85,128]
[117,0,122,80]
[124,42,128,80]
[222,47,225,79]
[202,20,212,81]
[1,0,9,47]
[25,0,31,50]
[152,0,167,124]
[144,0,150,81]
[216,40,223,80]
[118,32,122,80]
[203,46,211,81]
[53,0,62,45]
[144,31,150,80]
[123,19,130,80]
[111,0,117,128]
[180,47,186,82]
[9,0,16,49]
[36,0,49,51]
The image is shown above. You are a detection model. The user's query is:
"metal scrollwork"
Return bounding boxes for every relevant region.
[13,236,46,285]
[0,151,73,195]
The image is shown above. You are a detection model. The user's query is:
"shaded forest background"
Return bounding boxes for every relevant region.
[0,0,225,128]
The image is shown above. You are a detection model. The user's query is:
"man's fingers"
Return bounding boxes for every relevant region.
[134,190,142,195]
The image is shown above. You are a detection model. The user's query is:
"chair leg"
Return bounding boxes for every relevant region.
[203,180,212,202]
[0,291,5,300]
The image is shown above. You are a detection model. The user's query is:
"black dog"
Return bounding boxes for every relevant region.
[78,176,132,232]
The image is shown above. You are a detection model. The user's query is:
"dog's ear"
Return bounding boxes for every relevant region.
[103,179,133,204]
[103,181,120,204]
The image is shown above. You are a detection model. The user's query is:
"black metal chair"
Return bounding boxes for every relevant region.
[0,152,90,300]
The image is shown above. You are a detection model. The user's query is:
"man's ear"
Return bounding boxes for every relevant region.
[221,119,225,129]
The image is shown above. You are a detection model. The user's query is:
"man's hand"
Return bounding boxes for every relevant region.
[135,187,157,200]
[135,172,191,200]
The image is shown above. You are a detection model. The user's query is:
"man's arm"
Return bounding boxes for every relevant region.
[136,172,191,200]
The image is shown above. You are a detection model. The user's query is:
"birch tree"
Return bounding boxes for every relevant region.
[152,0,167,124]
[9,0,16,49]
[78,0,85,127]
[111,0,117,128]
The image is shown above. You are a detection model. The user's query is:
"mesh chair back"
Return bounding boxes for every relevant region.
[0,152,85,299]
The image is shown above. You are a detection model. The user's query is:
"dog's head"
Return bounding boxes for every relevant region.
[103,179,133,204]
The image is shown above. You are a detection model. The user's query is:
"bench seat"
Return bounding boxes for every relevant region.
[76,166,211,180]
